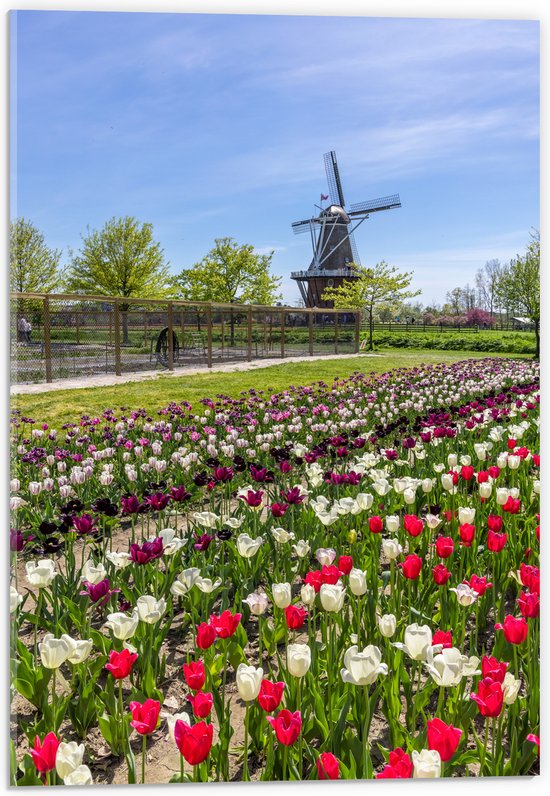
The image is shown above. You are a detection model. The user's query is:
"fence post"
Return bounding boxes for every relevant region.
[167,302,174,370]
[43,296,53,383]
[308,310,313,356]
[354,312,361,353]
[334,312,339,354]
[280,310,285,358]
[144,311,148,346]
[113,301,122,376]
[247,306,253,361]
[206,305,213,368]
[75,312,80,345]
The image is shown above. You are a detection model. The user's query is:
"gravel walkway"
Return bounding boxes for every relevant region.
[10,352,380,395]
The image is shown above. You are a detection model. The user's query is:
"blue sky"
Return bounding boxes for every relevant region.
[11,11,539,306]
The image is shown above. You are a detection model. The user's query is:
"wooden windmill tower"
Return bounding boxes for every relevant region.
[291,151,401,307]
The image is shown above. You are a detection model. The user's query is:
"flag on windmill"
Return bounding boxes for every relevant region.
[320,193,329,202]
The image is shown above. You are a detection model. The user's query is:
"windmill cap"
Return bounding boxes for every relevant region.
[326,205,350,222]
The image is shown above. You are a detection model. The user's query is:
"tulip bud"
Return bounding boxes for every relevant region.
[300,583,316,607]
[412,749,442,778]
[378,614,397,638]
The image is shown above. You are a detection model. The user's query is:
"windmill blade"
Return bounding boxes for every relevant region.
[348,228,361,265]
[324,151,346,207]
[349,194,401,215]
[291,218,320,235]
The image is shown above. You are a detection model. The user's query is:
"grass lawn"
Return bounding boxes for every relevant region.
[11,349,531,428]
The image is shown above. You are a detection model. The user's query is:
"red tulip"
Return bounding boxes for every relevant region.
[31,732,60,774]
[460,465,475,481]
[183,661,206,691]
[105,648,138,679]
[284,604,308,630]
[502,496,521,514]
[257,679,285,713]
[404,514,423,537]
[465,574,492,596]
[477,470,489,483]
[527,734,540,755]
[320,565,342,585]
[174,720,213,766]
[435,536,454,558]
[369,516,383,534]
[481,655,507,684]
[487,465,501,479]
[427,718,462,761]
[376,748,413,779]
[337,555,353,575]
[459,523,476,547]
[129,699,161,735]
[196,622,217,650]
[432,564,451,585]
[303,568,323,593]
[267,709,302,745]
[209,610,241,639]
[487,514,503,532]
[187,691,213,718]
[399,554,422,580]
[518,590,540,618]
[495,615,528,645]
[432,630,453,648]
[487,530,507,552]
[519,563,540,594]
[471,678,504,717]
[507,438,517,450]
[316,751,340,779]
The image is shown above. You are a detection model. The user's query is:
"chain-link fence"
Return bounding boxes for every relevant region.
[10,293,360,384]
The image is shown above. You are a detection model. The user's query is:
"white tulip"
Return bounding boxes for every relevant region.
[25,559,57,588]
[80,560,107,585]
[340,645,388,686]
[292,540,311,558]
[272,582,292,609]
[503,671,521,705]
[171,568,201,596]
[236,663,264,701]
[381,538,403,560]
[243,591,269,615]
[66,637,93,664]
[105,610,139,640]
[319,583,345,613]
[458,506,475,525]
[349,568,368,596]
[106,551,131,569]
[39,634,73,669]
[236,533,264,558]
[378,614,397,638]
[315,548,336,566]
[385,515,400,534]
[136,595,166,624]
[412,749,441,778]
[56,742,85,779]
[63,765,93,785]
[271,527,295,544]
[449,584,478,606]
[10,586,23,613]
[356,492,373,510]
[286,643,311,677]
[393,624,439,661]
[423,646,466,687]
[165,711,190,743]
[195,577,222,594]
[300,583,316,607]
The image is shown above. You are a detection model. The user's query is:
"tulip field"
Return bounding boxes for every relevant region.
[9,356,540,783]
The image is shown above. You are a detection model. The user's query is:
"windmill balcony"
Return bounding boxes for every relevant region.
[290,267,361,279]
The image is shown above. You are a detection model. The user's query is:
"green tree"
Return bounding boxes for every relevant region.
[175,237,282,344]
[322,261,420,350]
[497,231,540,358]
[65,216,174,343]
[10,218,61,293]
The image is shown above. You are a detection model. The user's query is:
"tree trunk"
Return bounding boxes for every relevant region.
[369,308,374,351]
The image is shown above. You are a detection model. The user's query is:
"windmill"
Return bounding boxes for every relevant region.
[290,151,401,307]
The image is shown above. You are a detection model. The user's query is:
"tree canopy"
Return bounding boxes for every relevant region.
[10,218,62,294]
[174,237,282,306]
[65,216,174,302]
[497,231,540,357]
[322,261,420,349]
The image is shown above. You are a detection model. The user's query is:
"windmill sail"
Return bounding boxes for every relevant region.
[324,151,345,207]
